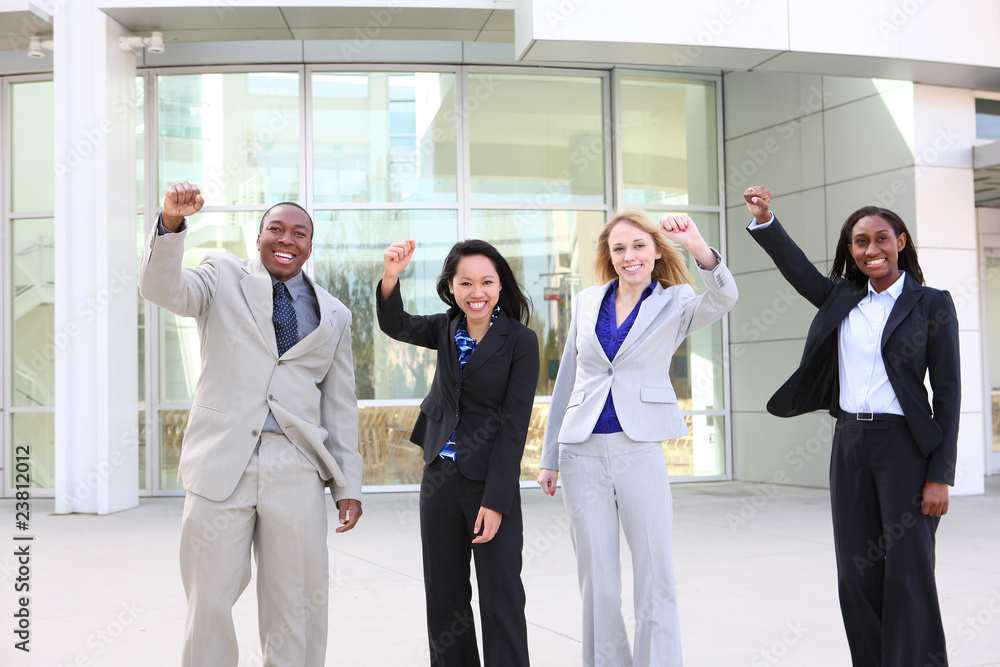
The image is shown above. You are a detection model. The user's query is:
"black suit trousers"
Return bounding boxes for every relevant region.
[419,457,529,667]
[830,416,947,667]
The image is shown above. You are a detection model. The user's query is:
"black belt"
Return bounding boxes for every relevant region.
[838,412,907,423]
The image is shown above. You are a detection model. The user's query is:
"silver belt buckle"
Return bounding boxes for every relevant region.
[857,412,874,421]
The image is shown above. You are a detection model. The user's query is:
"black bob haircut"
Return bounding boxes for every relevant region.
[435,239,533,326]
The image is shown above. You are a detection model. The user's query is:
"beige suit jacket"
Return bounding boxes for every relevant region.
[541,252,738,470]
[138,224,362,503]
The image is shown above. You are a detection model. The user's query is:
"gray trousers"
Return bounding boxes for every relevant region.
[179,433,330,667]
[560,432,683,667]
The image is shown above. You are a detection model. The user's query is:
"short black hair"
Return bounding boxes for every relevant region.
[258,202,314,240]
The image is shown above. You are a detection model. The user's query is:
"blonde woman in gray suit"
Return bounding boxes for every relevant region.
[537,210,737,666]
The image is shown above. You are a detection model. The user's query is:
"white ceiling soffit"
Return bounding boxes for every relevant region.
[97,2,515,45]
[0,1,52,52]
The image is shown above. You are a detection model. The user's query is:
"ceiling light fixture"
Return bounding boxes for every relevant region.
[27,35,53,59]
[119,31,165,55]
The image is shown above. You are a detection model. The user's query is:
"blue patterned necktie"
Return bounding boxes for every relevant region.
[273,282,298,357]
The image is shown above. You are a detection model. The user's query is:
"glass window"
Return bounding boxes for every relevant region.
[312,209,460,400]
[12,412,54,489]
[312,72,457,204]
[12,218,55,407]
[469,209,607,395]
[158,72,300,206]
[10,81,54,212]
[157,211,259,404]
[976,99,1000,141]
[620,75,719,207]
[468,73,606,205]
[137,76,145,208]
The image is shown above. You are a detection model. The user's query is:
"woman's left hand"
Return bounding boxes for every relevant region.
[472,506,502,543]
[921,481,949,516]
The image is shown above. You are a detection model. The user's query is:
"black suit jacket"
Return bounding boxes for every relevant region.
[749,217,961,485]
[376,280,540,514]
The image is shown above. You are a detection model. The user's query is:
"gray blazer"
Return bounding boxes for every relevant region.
[138,225,363,503]
[541,252,738,470]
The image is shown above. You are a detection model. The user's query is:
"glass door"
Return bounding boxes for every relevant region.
[983,248,1000,474]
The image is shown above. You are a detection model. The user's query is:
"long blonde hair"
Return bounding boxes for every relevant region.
[593,209,694,289]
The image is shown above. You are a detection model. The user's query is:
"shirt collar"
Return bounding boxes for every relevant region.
[457,305,500,337]
[867,270,906,302]
[607,279,656,299]
[272,271,306,301]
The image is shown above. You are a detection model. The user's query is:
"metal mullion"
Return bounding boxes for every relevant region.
[607,68,618,219]
[309,63,461,75]
[467,203,608,211]
[2,74,10,497]
[310,203,461,211]
[147,63,302,77]
[714,73,733,481]
[303,65,314,279]
[141,68,157,496]
[145,69,168,496]
[457,66,471,240]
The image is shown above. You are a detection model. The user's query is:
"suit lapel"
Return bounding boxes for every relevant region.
[579,283,612,364]
[443,313,462,382]
[818,282,866,343]
[882,275,924,349]
[460,310,510,380]
[615,283,665,359]
[280,271,337,360]
[240,259,279,358]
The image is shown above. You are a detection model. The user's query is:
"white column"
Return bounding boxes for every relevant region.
[912,84,985,496]
[53,0,138,514]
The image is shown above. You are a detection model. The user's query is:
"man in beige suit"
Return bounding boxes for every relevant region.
[139,181,363,667]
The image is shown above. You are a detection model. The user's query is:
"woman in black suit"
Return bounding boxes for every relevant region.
[376,238,539,667]
[745,186,959,667]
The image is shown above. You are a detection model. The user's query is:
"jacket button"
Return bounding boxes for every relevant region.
[252,430,259,437]
[455,383,460,391]
[268,394,275,401]
[606,368,613,376]
[277,360,284,366]
[455,409,460,418]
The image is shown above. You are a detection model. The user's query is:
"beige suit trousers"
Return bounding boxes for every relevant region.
[180,433,329,667]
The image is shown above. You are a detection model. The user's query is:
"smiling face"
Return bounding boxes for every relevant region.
[449,254,501,331]
[850,214,905,291]
[257,204,313,281]
[607,221,661,288]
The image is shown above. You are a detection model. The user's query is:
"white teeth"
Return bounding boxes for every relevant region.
[867,258,885,266]
[623,264,642,273]
[275,252,293,261]
[468,301,486,310]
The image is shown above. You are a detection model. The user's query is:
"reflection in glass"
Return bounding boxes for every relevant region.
[137,76,145,208]
[12,218,55,407]
[313,72,457,203]
[158,72,300,205]
[159,409,188,491]
[12,412,54,488]
[157,212,258,404]
[138,411,146,491]
[312,209,459,400]
[620,76,718,206]
[11,81,55,212]
[468,73,605,205]
[470,209,606,396]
